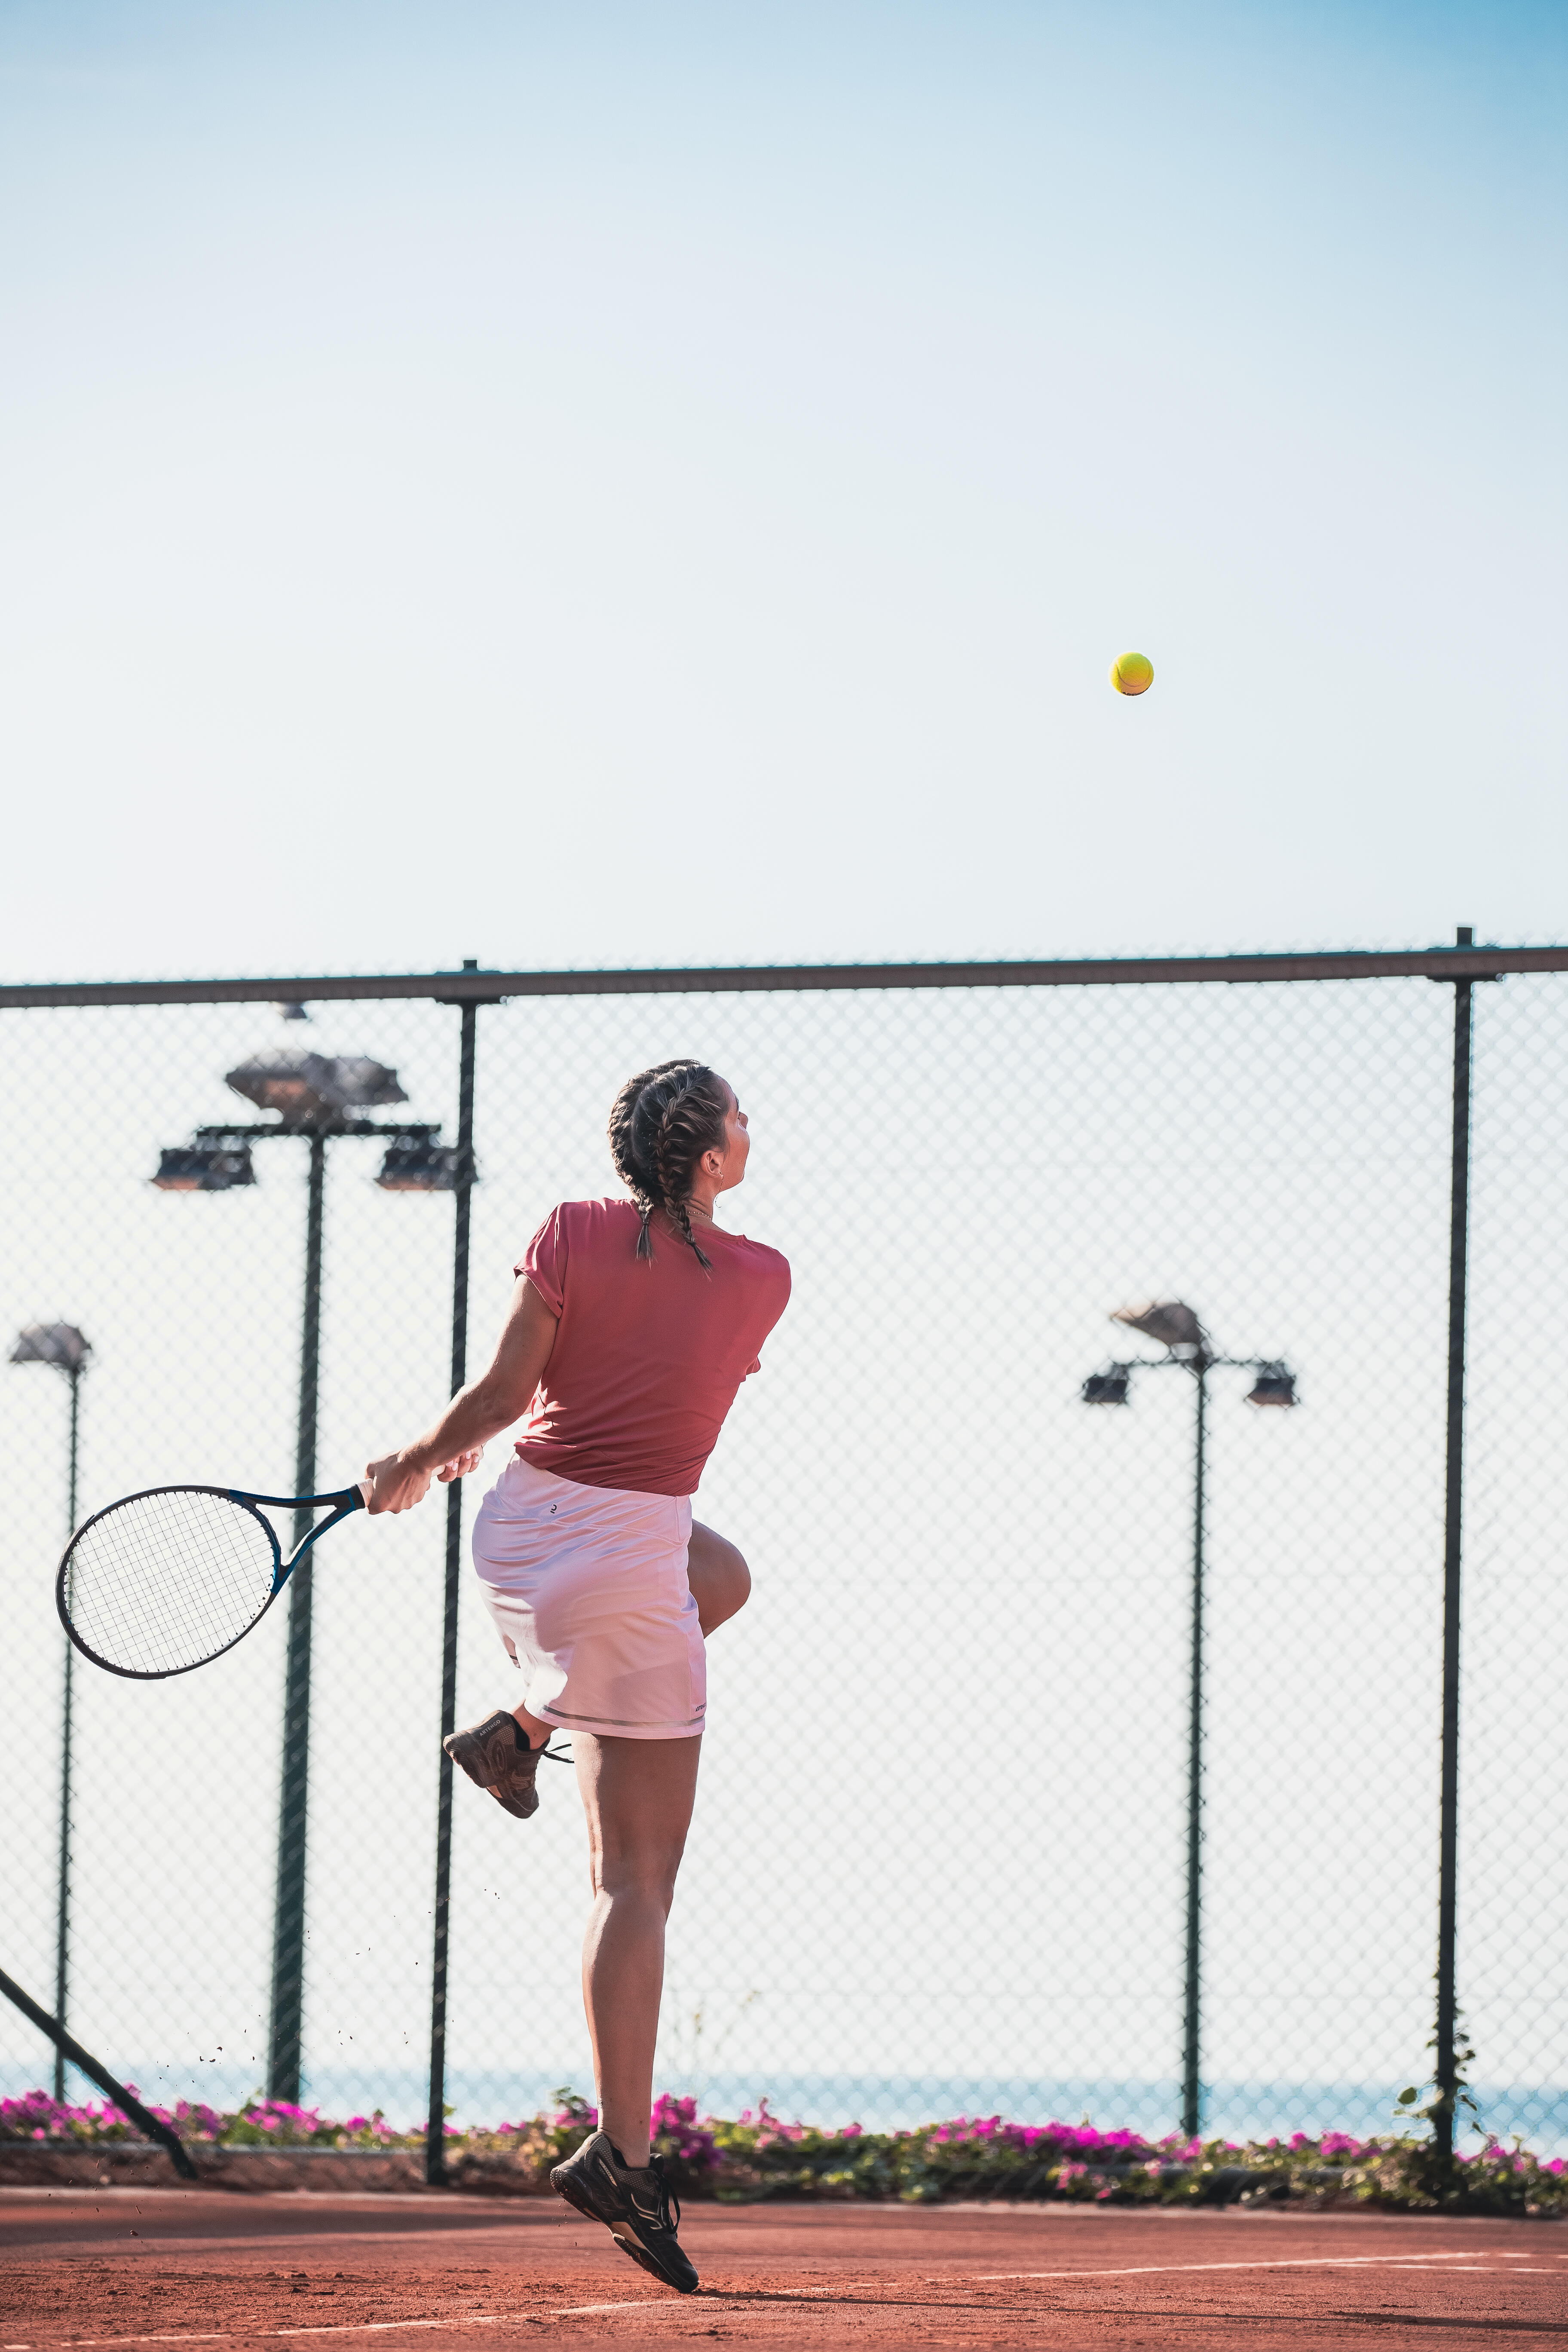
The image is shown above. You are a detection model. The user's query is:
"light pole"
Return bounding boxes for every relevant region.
[10,1321,92,2102]
[1082,1299,1296,2141]
[153,1020,459,2104]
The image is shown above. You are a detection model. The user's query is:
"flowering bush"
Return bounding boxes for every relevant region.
[451,2085,592,2176]
[704,2111,1568,2217]
[0,2089,411,2151]
[3,2088,1563,2215]
[648,2093,721,2191]
[413,2087,719,2192]
[207,2099,410,2149]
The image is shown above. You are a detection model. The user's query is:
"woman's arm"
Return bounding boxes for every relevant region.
[364,1276,559,1514]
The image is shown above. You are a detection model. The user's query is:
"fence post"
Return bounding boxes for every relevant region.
[427,964,481,2185]
[1181,1364,1207,2141]
[1433,926,1474,2161]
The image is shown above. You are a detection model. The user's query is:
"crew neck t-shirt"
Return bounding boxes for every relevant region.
[512,1197,791,1497]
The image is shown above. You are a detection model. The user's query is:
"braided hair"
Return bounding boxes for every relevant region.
[607,1061,732,1270]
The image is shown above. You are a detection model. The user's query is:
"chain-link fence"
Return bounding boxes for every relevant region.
[3,951,1565,2155]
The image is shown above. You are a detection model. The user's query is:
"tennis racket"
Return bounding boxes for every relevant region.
[57,1481,368,1681]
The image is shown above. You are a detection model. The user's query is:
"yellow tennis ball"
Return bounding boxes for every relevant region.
[1111,651,1154,696]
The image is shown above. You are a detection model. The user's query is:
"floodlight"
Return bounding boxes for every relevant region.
[224,1049,408,1124]
[376,1142,464,1193]
[153,1143,256,1191]
[1245,1363,1297,1408]
[11,1322,92,1375]
[1081,1366,1131,1406]
[1112,1299,1210,1360]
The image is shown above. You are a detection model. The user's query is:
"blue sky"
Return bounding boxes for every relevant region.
[0,1,1562,977]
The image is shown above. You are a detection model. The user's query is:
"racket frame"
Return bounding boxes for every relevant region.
[57,1482,367,1681]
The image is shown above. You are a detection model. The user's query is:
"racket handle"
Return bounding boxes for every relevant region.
[356,1479,372,1508]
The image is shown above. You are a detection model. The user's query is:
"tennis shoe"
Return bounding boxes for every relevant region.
[549,2130,698,2294]
[442,1710,544,1819]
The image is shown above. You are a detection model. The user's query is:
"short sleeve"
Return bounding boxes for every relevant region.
[516,1206,567,1320]
[743,1355,763,1378]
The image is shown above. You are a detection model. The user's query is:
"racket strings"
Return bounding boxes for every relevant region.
[64,1489,281,1675]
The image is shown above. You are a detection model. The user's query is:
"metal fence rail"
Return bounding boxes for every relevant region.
[3,940,1565,2160]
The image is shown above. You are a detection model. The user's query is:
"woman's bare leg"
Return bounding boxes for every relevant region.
[573,1731,702,2167]
[686,1521,750,1635]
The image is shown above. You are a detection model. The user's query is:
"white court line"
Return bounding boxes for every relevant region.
[556,2251,1519,2314]
[974,2253,1507,2281]
[553,2310,887,2324]
[550,2253,1530,2318]
[273,2324,507,2340]
[554,2308,694,2319]
[554,2300,862,2319]
[553,2289,841,2314]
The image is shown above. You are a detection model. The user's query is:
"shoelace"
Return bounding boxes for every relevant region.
[640,2156,680,2234]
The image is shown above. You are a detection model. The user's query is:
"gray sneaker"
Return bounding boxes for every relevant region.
[442,1710,544,1819]
[550,2129,698,2294]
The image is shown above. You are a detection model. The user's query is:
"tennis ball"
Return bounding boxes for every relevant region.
[1111,651,1154,696]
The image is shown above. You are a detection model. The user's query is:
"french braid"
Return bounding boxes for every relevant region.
[606,1060,731,1269]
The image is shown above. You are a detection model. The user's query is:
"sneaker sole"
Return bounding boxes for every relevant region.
[443,1729,538,1819]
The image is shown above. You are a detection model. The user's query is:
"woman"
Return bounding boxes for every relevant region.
[364,1060,790,2294]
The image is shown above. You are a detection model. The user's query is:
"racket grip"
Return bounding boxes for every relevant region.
[356,1479,372,1508]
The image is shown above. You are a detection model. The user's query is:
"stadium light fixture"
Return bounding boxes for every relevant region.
[223,1048,409,1127]
[153,1023,456,2110]
[153,1142,255,1191]
[10,1322,92,1376]
[1080,1300,1297,2145]
[151,1142,256,1192]
[376,1141,464,1193]
[1112,1298,1210,1362]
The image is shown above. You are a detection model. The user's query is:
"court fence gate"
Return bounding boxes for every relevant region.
[3,938,1566,2166]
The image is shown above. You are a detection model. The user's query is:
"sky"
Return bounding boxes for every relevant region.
[0,0,1564,982]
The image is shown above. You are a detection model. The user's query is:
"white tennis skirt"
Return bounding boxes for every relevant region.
[470,1455,705,1741]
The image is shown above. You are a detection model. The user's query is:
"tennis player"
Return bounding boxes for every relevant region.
[364,1061,790,2294]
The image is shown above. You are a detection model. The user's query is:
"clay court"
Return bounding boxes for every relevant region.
[1,2191,1564,2350]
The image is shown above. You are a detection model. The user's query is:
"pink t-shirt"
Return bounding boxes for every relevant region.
[513,1197,791,1497]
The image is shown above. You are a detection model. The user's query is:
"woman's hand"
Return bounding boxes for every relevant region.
[364,1450,435,1514]
[364,1444,484,1513]
[436,1446,484,1484]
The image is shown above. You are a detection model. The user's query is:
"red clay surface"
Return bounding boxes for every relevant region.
[0,2188,1565,2349]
